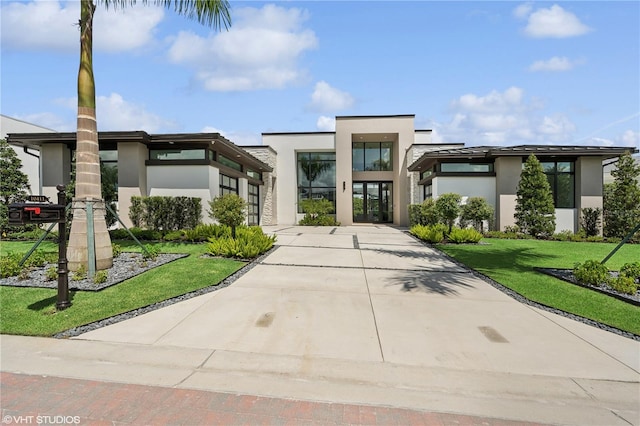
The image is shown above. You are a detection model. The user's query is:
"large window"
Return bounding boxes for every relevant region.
[150,149,205,160]
[352,142,393,171]
[220,174,238,195]
[248,183,259,225]
[297,152,336,213]
[218,154,242,171]
[440,162,493,173]
[541,161,575,208]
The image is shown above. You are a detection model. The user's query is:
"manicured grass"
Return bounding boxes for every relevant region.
[436,239,640,335]
[0,241,244,336]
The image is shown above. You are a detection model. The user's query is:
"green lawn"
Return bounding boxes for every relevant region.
[436,239,640,335]
[0,241,244,336]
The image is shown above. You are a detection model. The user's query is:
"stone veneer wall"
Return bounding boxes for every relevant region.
[244,146,277,225]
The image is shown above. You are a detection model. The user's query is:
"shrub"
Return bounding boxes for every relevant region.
[580,207,602,237]
[435,193,461,233]
[408,198,439,227]
[109,228,130,240]
[45,266,58,281]
[142,244,160,260]
[411,224,447,244]
[129,196,202,231]
[460,197,493,233]
[573,260,610,286]
[209,194,247,238]
[72,264,87,281]
[620,262,640,282]
[207,226,276,259]
[608,276,638,295]
[447,227,483,244]
[185,224,230,242]
[163,230,186,242]
[1,253,24,278]
[552,230,574,242]
[298,198,338,226]
[93,270,108,284]
[111,243,122,258]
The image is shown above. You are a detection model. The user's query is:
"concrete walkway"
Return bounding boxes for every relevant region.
[1,225,639,425]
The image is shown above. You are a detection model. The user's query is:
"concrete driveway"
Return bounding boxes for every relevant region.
[2,225,639,425]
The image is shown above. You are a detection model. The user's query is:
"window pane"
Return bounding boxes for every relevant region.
[352,143,364,171]
[556,174,574,208]
[441,163,492,172]
[557,162,573,173]
[380,142,393,171]
[541,162,555,173]
[364,143,379,171]
[99,150,117,162]
[150,149,205,160]
[218,154,242,171]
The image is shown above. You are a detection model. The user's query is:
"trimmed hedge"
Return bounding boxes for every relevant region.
[129,196,201,231]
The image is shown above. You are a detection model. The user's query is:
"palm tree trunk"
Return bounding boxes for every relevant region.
[68,0,113,271]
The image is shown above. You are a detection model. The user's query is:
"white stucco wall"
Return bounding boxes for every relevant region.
[432,176,497,208]
[555,209,576,233]
[263,133,335,225]
[146,164,220,224]
[1,115,56,195]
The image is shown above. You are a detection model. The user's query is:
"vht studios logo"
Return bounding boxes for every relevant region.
[2,416,81,425]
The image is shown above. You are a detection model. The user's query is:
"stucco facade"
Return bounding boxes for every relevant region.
[6,114,637,232]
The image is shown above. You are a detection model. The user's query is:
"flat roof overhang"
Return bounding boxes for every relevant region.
[7,131,272,172]
[408,145,639,171]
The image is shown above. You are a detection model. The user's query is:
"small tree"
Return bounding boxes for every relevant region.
[460,197,494,232]
[0,139,30,232]
[208,194,247,238]
[580,207,602,237]
[515,154,556,238]
[435,193,461,233]
[603,152,640,238]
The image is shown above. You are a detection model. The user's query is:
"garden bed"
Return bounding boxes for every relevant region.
[0,252,188,291]
[536,267,640,306]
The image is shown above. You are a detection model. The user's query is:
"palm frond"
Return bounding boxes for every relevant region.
[96,0,231,30]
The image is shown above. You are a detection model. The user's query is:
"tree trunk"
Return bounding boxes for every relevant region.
[67,0,113,272]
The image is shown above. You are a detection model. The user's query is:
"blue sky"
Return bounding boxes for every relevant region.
[1,1,639,148]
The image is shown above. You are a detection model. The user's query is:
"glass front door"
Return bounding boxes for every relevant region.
[353,182,393,223]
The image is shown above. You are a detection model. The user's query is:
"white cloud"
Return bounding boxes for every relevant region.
[308,81,354,112]
[14,112,73,132]
[201,126,260,145]
[513,3,533,19]
[529,56,582,72]
[0,0,164,52]
[96,93,177,132]
[167,4,318,91]
[620,130,640,148]
[316,116,336,131]
[521,4,592,38]
[440,87,577,145]
[453,87,524,113]
[0,1,78,51]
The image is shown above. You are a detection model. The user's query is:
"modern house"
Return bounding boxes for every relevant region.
[1,114,56,195]
[7,114,637,232]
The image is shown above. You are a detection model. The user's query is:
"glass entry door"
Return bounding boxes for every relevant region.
[352,182,393,223]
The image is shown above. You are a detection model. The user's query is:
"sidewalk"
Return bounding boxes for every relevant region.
[1,372,544,425]
[1,225,639,425]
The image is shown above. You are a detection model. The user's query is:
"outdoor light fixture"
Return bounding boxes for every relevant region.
[343,181,346,191]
